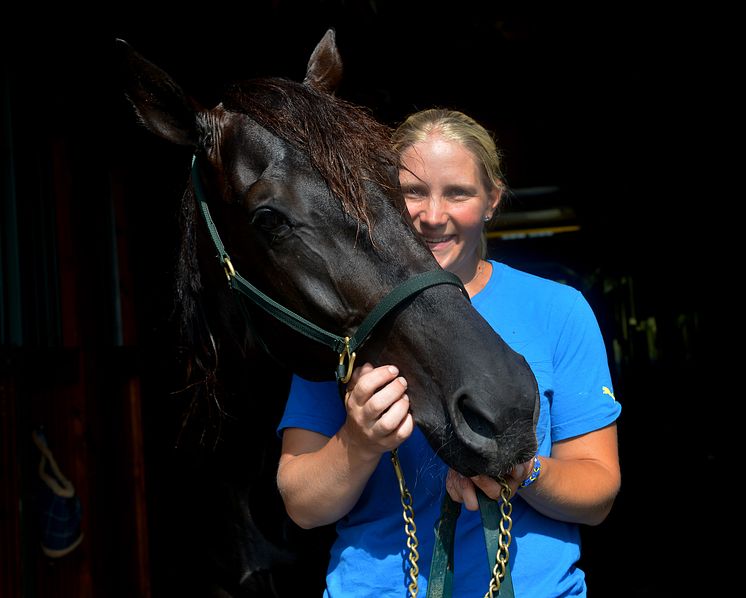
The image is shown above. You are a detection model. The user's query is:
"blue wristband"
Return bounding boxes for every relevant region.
[519,456,541,488]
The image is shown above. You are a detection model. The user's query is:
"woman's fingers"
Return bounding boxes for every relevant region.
[346,361,375,390]
[470,474,509,501]
[347,365,408,422]
[366,375,407,422]
[376,393,411,435]
[472,458,534,499]
[446,469,479,511]
[343,363,413,451]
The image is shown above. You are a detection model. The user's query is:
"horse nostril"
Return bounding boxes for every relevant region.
[457,395,496,439]
[447,387,539,479]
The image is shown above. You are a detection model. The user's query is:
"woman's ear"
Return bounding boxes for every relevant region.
[486,185,502,218]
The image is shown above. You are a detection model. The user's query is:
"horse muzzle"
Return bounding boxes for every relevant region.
[444,385,539,478]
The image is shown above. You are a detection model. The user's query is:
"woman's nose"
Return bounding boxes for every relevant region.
[420,199,447,226]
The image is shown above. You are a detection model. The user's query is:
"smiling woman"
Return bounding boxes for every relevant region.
[279,107,621,597]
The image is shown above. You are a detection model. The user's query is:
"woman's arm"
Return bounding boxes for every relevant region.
[277,363,413,529]
[448,423,620,526]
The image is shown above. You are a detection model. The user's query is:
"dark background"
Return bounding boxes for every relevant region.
[1,2,733,596]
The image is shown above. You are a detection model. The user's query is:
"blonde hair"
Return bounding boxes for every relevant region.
[391,109,506,257]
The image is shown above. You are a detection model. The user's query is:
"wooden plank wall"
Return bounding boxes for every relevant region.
[1,70,151,597]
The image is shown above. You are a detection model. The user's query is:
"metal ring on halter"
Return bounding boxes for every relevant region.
[223,256,236,281]
[337,336,357,384]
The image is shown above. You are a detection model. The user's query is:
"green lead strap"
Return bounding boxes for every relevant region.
[477,491,515,598]
[426,491,515,598]
[426,493,461,598]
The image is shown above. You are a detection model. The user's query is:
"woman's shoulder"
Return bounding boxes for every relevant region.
[490,260,581,303]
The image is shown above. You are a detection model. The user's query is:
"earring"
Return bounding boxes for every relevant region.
[483,215,492,222]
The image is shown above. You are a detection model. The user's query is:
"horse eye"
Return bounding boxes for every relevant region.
[251,207,292,238]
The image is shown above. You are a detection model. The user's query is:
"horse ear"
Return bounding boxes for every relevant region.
[303,29,343,94]
[115,38,200,147]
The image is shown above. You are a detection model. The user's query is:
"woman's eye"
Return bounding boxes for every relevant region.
[251,208,292,239]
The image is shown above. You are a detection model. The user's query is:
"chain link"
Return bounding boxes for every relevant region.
[391,449,420,597]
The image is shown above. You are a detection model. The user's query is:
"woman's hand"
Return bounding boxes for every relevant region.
[278,362,413,529]
[444,424,621,525]
[342,362,414,459]
[446,459,534,511]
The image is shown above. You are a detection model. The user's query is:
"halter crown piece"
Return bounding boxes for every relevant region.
[190,155,468,382]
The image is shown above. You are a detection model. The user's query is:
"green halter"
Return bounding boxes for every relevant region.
[191,155,468,381]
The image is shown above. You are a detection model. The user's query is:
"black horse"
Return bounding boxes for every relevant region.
[118,30,539,597]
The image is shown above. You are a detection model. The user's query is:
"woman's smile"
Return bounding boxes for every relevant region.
[422,234,456,252]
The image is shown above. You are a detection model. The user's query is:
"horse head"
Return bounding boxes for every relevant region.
[116,29,539,479]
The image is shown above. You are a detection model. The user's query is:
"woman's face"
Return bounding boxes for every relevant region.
[399,134,499,280]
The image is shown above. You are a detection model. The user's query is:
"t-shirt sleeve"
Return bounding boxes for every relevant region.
[277,375,346,438]
[550,290,621,442]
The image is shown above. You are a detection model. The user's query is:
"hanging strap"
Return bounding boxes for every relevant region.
[478,491,516,598]
[426,492,461,598]
[426,490,515,598]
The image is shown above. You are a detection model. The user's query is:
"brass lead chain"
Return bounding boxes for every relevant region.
[391,449,419,597]
[391,449,514,598]
[485,479,513,598]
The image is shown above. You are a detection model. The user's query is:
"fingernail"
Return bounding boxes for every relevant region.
[397,377,407,388]
[388,366,399,375]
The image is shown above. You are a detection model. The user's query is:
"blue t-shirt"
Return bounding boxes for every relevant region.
[278,261,621,597]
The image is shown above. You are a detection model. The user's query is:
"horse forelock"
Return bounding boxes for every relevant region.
[221,77,403,228]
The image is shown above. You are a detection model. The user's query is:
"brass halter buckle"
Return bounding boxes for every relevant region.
[223,255,236,281]
[337,336,357,384]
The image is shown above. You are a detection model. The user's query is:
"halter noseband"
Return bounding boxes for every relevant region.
[190,155,468,382]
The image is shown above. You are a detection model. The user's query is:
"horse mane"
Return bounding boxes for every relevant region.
[222,77,402,231]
